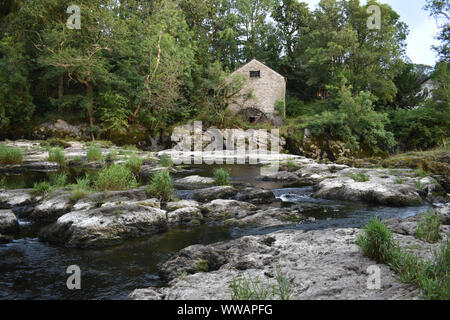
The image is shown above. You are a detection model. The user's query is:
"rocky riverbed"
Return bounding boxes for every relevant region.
[0,140,448,299]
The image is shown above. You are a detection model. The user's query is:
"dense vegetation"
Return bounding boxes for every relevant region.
[0,0,448,155]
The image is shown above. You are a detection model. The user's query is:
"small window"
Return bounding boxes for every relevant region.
[249,71,260,78]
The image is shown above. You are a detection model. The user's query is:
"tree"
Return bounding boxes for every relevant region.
[425,0,450,61]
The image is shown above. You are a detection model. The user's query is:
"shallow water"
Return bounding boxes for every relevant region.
[0,165,431,300]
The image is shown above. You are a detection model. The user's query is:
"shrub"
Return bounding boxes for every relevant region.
[70,176,92,202]
[48,172,67,188]
[0,144,23,164]
[47,147,65,165]
[125,154,143,175]
[351,172,370,182]
[95,164,138,191]
[146,170,173,202]
[86,146,102,161]
[159,154,173,168]
[214,168,230,186]
[356,218,397,263]
[415,210,442,243]
[32,181,53,195]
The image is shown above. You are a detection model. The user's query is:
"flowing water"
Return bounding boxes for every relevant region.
[0,165,431,300]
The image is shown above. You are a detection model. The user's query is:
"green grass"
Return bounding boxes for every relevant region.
[394,178,404,184]
[357,218,449,300]
[285,159,301,170]
[415,168,428,178]
[124,154,143,175]
[415,210,442,243]
[48,172,68,188]
[69,176,92,202]
[146,170,174,202]
[86,146,102,161]
[94,164,138,191]
[159,154,173,168]
[0,144,23,165]
[230,267,291,300]
[214,168,230,186]
[32,172,68,195]
[47,147,65,165]
[351,172,370,182]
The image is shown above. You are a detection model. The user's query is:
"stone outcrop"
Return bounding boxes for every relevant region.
[0,209,19,234]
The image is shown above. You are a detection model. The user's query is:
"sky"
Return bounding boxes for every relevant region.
[303,0,441,66]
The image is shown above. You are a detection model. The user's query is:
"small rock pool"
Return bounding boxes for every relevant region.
[0,165,431,299]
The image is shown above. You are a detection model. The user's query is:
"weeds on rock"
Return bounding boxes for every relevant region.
[0,144,23,165]
[47,147,65,165]
[95,164,138,191]
[415,210,442,243]
[351,172,370,182]
[87,146,102,161]
[147,170,173,202]
[214,168,230,186]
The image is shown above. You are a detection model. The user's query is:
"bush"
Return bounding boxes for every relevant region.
[415,210,442,243]
[86,146,102,161]
[48,172,67,188]
[146,170,173,202]
[125,154,143,175]
[0,144,23,164]
[159,154,173,168]
[214,168,230,186]
[356,218,397,263]
[95,164,138,191]
[70,176,92,202]
[357,218,449,300]
[351,172,370,182]
[47,147,65,165]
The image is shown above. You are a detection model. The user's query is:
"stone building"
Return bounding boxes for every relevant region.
[228,59,286,125]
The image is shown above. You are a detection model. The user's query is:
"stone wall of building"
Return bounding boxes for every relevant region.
[228,59,286,118]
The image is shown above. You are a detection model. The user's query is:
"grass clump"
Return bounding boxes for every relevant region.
[394,178,404,184]
[86,146,102,161]
[415,210,442,243]
[70,176,92,202]
[47,147,65,165]
[95,164,138,191]
[0,144,23,164]
[32,172,68,195]
[351,172,370,182]
[124,154,143,175]
[415,168,428,178]
[230,267,291,300]
[48,172,67,188]
[214,168,230,186]
[32,181,53,195]
[159,154,173,168]
[357,218,449,300]
[146,170,173,202]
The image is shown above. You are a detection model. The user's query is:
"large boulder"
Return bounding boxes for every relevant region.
[34,119,85,139]
[29,189,73,222]
[174,175,215,188]
[235,187,277,204]
[167,207,203,226]
[257,171,301,182]
[192,186,238,202]
[0,189,39,209]
[165,200,200,212]
[39,204,167,248]
[313,169,424,206]
[0,209,19,234]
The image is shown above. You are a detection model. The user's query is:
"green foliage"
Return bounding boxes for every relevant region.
[196,259,209,272]
[48,172,67,188]
[70,176,92,202]
[47,147,65,165]
[415,210,442,243]
[0,144,22,164]
[146,170,173,202]
[351,172,370,182]
[357,218,449,300]
[95,164,138,191]
[86,146,103,162]
[274,99,286,118]
[394,178,404,184]
[32,181,53,196]
[124,154,143,175]
[214,168,230,186]
[159,154,173,168]
[230,267,291,300]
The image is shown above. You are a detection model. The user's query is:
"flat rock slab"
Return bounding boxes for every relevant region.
[0,189,39,209]
[128,227,430,300]
[39,204,167,248]
[192,186,238,202]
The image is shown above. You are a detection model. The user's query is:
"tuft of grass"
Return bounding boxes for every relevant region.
[47,147,65,165]
[394,177,404,184]
[159,154,173,168]
[146,170,173,202]
[86,146,102,162]
[124,154,143,175]
[416,180,423,190]
[357,218,449,300]
[351,172,370,182]
[285,159,301,170]
[415,168,428,178]
[230,267,291,300]
[48,172,67,188]
[0,144,23,165]
[214,168,230,186]
[32,181,53,195]
[105,152,117,163]
[415,210,442,243]
[70,176,92,202]
[196,259,209,272]
[95,164,138,191]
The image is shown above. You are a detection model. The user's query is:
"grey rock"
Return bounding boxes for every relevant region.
[0,189,38,209]
[202,199,257,219]
[0,209,19,234]
[193,186,238,202]
[167,207,203,226]
[29,190,73,222]
[165,200,200,212]
[39,204,167,248]
[235,187,276,204]
[175,175,215,187]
